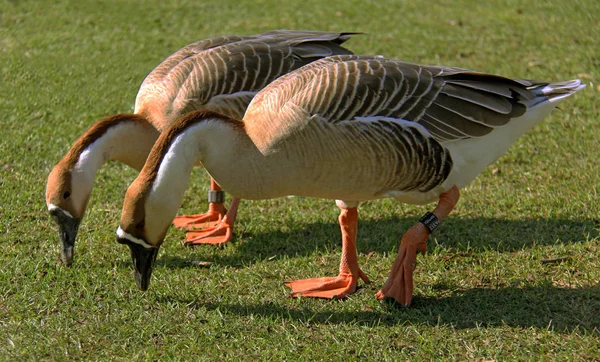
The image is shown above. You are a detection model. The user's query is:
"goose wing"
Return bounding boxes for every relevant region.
[135,31,357,123]
[246,55,546,151]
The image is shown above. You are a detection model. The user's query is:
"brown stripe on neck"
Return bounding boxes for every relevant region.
[63,113,150,169]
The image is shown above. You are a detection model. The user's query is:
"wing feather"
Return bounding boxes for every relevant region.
[135,31,358,126]
[245,55,548,152]
[441,83,512,114]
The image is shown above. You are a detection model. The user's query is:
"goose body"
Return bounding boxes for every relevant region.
[45,31,357,264]
[147,56,582,203]
[118,55,583,302]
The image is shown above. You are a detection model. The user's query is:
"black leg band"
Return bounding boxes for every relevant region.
[208,190,225,203]
[419,212,441,233]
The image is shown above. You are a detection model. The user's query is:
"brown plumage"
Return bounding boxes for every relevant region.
[135,30,357,126]
[245,56,539,151]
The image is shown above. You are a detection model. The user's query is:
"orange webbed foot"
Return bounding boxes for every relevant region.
[183,220,233,246]
[377,186,460,307]
[376,223,428,306]
[172,203,227,230]
[286,270,369,299]
[172,212,222,229]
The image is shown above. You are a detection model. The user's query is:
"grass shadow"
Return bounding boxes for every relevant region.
[158,285,599,334]
[170,216,598,269]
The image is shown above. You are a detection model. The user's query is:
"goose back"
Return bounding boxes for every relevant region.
[245,55,545,149]
[135,31,356,130]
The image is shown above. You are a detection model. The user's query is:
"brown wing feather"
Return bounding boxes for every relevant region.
[135,31,357,130]
[245,55,546,151]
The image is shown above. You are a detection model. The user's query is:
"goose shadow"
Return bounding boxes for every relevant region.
[150,215,598,270]
[156,284,600,334]
[144,216,599,334]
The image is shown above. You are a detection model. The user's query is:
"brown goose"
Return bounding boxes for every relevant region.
[45,30,357,265]
[116,55,583,304]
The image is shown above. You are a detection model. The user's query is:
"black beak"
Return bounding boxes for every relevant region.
[121,241,159,291]
[50,210,81,266]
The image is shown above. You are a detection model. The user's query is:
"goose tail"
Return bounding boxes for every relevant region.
[535,79,586,104]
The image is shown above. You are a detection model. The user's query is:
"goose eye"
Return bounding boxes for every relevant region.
[63,191,71,200]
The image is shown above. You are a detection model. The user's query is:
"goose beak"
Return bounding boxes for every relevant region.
[49,209,81,266]
[123,242,159,291]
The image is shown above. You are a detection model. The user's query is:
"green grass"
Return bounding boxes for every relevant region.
[1,0,599,360]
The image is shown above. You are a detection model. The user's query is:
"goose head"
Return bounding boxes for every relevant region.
[46,157,93,266]
[116,173,174,291]
[46,114,159,266]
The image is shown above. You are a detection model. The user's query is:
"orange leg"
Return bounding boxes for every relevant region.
[172,179,227,229]
[286,206,369,299]
[376,185,460,306]
[184,197,240,246]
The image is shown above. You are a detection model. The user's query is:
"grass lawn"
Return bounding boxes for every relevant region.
[1,0,599,360]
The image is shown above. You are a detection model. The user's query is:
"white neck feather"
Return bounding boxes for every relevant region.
[143,118,257,242]
[70,121,159,214]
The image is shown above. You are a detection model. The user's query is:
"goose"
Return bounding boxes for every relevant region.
[45,30,357,265]
[116,55,583,304]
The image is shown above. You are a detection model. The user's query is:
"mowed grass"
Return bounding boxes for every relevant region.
[1,0,599,359]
